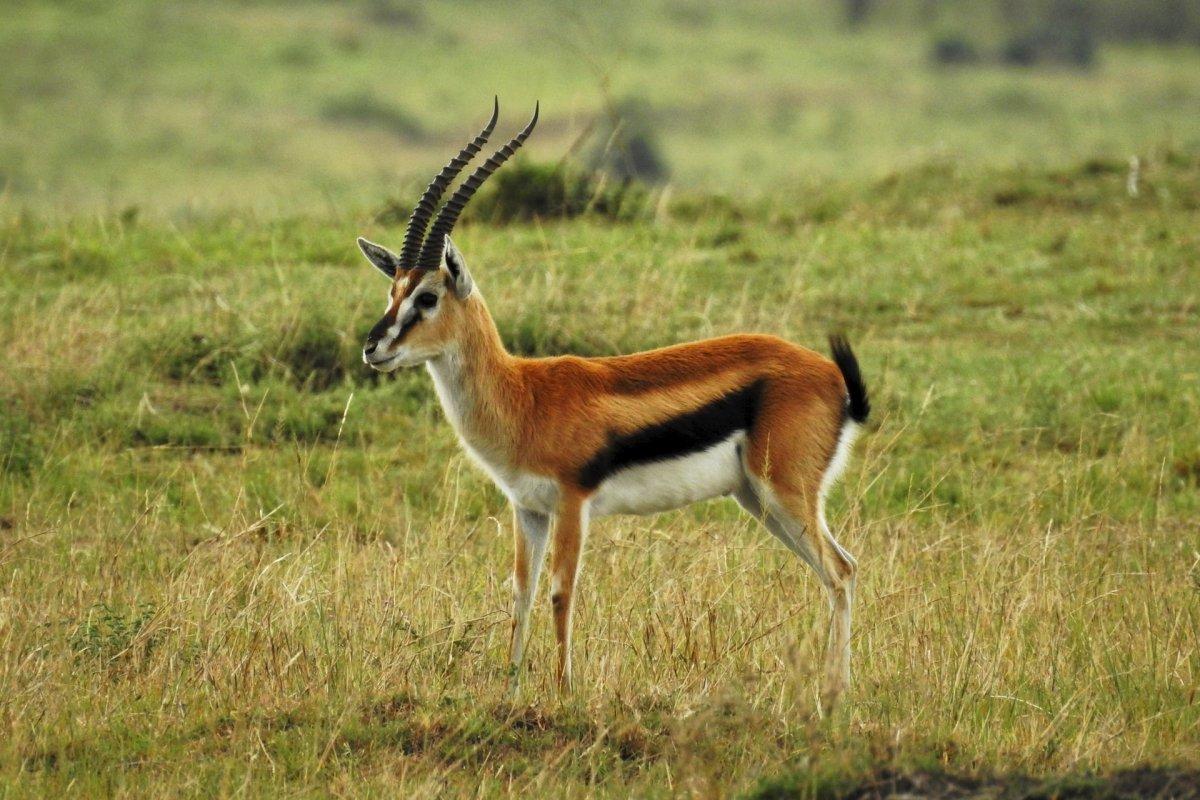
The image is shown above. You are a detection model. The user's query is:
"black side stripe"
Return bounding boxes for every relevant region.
[577,380,765,490]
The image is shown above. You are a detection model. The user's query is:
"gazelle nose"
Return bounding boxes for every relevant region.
[363,340,378,356]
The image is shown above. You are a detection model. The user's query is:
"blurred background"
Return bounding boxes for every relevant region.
[1,0,1198,215]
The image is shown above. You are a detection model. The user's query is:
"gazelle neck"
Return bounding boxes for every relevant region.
[424,292,525,460]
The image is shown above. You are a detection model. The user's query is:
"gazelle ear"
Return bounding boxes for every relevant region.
[442,236,473,299]
[356,237,402,279]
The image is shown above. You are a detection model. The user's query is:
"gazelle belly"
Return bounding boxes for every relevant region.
[460,444,560,516]
[590,433,744,517]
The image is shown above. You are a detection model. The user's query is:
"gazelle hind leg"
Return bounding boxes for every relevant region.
[778,493,856,714]
[733,484,821,572]
[737,478,856,714]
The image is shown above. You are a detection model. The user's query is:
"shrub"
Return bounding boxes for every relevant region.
[587,97,670,184]
[138,314,358,393]
[1001,27,1095,68]
[274,319,353,392]
[844,0,874,26]
[376,159,654,225]
[664,1,714,29]
[364,0,426,29]
[469,160,651,223]
[931,34,981,66]
[276,39,320,68]
[1051,0,1197,45]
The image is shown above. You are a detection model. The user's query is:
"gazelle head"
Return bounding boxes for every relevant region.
[358,98,538,371]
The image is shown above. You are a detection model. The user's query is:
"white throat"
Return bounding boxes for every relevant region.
[425,343,552,510]
[425,345,474,438]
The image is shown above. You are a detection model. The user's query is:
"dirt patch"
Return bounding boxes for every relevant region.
[812,767,1200,800]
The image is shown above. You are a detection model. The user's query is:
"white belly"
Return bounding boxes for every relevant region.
[460,433,744,519]
[460,443,560,515]
[589,434,744,517]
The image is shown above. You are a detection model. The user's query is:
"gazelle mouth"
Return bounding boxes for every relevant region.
[365,352,405,371]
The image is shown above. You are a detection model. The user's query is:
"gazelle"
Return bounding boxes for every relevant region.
[356,100,871,712]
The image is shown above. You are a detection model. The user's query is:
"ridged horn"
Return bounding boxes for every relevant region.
[398,97,499,270]
[416,102,539,271]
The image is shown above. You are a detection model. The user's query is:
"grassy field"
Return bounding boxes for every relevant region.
[4,0,1200,214]
[3,1,1200,797]
[2,152,1199,796]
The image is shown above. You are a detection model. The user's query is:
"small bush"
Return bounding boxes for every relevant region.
[804,195,847,224]
[664,0,714,29]
[931,34,981,66]
[364,0,425,29]
[276,39,320,68]
[700,224,743,247]
[139,316,356,392]
[1001,27,1095,69]
[844,0,873,26]
[469,160,650,223]
[274,320,352,392]
[1077,156,1124,176]
[588,97,670,183]
[993,184,1037,207]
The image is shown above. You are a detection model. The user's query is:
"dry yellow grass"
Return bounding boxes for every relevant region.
[1,156,1199,796]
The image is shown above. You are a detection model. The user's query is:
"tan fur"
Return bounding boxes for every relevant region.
[426,292,846,487]
[549,491,587,688]
[370,258,862,713]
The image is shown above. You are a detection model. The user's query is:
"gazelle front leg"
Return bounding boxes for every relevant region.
[508,506,550,693]
[549,491,589,690]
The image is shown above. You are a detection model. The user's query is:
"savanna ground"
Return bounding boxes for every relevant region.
[2,1,1200,797]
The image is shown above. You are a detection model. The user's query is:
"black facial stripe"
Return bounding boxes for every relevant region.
[367,304,421,347]
[367,315,393,343]
[577,380,765,490]
[394,309,420,342]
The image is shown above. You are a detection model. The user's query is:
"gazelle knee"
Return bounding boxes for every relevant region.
[822,552,856,601]
[836,552,857,584]
[550,592,567,614]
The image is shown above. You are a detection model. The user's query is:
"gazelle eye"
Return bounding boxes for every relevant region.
[416,292,438,310]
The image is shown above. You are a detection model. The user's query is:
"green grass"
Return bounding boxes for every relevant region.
[3,0,1200,214]
[1,152,1198,796]
[2,2,1199,795]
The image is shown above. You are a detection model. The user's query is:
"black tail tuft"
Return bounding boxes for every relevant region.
[828,334,870,424]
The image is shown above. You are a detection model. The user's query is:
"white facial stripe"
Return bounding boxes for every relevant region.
[378,271,443,348]
[400,272,442,314]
